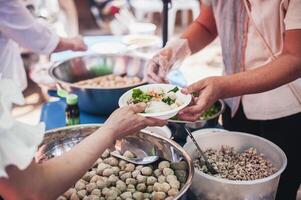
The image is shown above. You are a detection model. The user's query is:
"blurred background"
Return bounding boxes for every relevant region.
[14,0,222,125]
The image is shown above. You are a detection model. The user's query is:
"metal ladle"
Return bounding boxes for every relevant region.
[111,151,159,165]
[184,125,218,175]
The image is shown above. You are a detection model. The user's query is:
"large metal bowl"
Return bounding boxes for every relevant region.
[184,130,287,200]
[36,124,194,200]
[49,54,147,115]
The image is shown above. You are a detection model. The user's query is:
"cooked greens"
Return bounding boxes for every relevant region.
[131,88,152,104]
[200,103,220,120]
[170,101,221,121]
[162,96,176,105]
[168,86,179,93]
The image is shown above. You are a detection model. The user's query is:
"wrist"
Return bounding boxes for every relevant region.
[219,76,232,99]
[99,125,118,144]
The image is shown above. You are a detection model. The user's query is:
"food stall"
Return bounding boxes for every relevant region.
[34,33,287,200]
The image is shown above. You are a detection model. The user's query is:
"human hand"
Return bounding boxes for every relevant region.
[178,76,228,121]
[144,38,191,83]
[103,103,167,140]
[53,36,87,52]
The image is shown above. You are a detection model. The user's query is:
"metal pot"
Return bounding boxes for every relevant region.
[184,130,287,200]
[36,124,194,200]
[49,54,147,115]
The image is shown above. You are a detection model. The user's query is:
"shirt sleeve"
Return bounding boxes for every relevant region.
[284,0,301,30]
[0,0,59,54]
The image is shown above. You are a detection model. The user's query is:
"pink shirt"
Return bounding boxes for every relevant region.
[203,0,301,120]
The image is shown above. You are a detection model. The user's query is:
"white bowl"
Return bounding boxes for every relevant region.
[118,84,192,120]
[122,34,161,47]
[90,42,127,54]
[143,126,172,138]
[129,23,157,35]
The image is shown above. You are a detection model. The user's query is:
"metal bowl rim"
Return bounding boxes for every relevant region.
[43,124,194,199]
[48,53,147,90]
[184,130,287,185]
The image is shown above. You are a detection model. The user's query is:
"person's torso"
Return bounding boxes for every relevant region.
[0,32,27,90]
[210,0,301,120]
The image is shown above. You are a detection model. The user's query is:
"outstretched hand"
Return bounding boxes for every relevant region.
[178,76,227,121]
[104,103,167,140]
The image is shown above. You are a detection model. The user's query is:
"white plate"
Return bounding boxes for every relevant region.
[90,42,127,54]
[142,126,172,138]
[118,84,192,120]
[122,34,161,48]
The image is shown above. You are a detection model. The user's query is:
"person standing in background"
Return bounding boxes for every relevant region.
[0,0,87,91]
[145,0,301,199]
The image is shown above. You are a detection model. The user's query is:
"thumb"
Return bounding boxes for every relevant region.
[181,80,205,95]
[131,102,147,113]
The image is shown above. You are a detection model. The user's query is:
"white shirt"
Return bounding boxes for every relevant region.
[0,0,59,90]
[0,79,44,178]
[202,0,301,120]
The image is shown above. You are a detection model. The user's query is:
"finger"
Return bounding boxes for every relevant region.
[145,118,167,127]
[181,80,205,94]
[130,103,147,113]
[177,112,201,122]
[147,72,166,83]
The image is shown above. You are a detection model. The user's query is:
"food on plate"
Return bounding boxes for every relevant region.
[200,102,221,120]
[74,74,141,88]
[171,101,221,121]
[127,86,183,113]
[194,146,277,181]
[57,149,188,200]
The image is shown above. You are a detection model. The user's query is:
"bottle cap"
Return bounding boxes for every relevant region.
[66,94,78,105]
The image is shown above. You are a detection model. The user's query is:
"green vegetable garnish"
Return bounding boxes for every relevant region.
[131,89,152,104]
[200,103,220,120]
[162,97,176,105]
[168,86,179,93]
[150,147,157,156]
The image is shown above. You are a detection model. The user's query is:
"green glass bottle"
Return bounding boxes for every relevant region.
[65,94,80,126]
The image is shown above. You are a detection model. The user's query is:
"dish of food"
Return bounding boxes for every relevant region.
[128,86,182,113]
[74,75,142,88]
[119,84,192,120]
[199,102,221,120]
[169,100,224,125]
[57,149,188,200]
[193,145,278,181]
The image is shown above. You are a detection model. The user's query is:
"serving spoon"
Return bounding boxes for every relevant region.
[184,125,218,175]
[111,151,159,165]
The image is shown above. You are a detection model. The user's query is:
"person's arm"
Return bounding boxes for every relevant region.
[181,3,218,54]
[0,0,86,54]
[0,104,166,200]
[58,0,79,37]
[179,29,301,121]
[145,3,217,83]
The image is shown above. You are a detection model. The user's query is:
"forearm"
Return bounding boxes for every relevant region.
[2,126,115,200]
[58,0,79,36]
[221,54,301,98]
[181,20,217,54]
[181,4,217,54]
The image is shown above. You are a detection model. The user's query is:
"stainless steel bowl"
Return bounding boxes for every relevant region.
[184,130,287,200]
[49,54,147,115]
[36,124,194,200]
[168,99,225,129]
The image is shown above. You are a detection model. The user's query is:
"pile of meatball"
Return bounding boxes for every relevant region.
[75,75,141,88]
[57,149,188,200]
